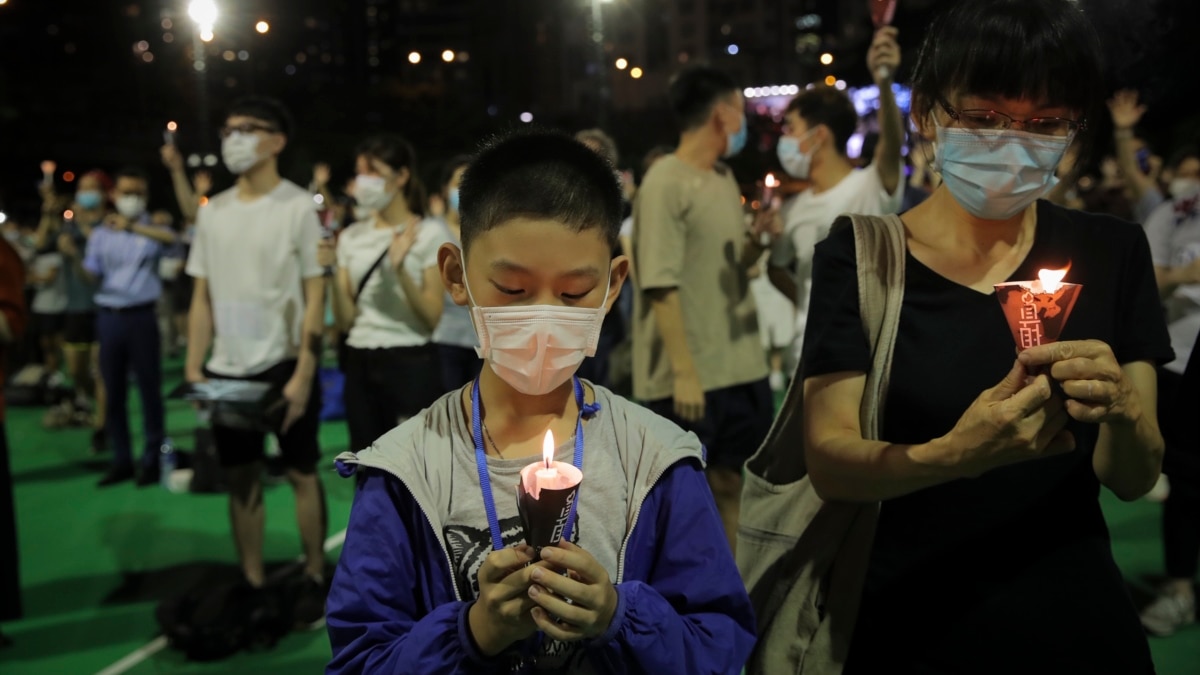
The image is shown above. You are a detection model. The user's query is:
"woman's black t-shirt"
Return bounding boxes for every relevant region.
[802,201,1172,674]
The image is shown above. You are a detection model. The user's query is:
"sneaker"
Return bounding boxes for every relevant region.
[291,575,327,630]
[1145,474,1171,503]
[768,370,786,392]
[1140,589,1196,636]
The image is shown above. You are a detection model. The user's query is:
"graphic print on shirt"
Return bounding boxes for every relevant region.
[445,515,582,669]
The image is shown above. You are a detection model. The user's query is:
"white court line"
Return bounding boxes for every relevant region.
[93,528,348,675]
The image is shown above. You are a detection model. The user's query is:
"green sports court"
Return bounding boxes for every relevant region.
[1,360,1197,674]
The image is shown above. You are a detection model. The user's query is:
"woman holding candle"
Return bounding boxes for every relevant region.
[797,0,1172,672]
[325,130,754,674]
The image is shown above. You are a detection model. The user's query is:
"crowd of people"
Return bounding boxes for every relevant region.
[0,0,1197,669]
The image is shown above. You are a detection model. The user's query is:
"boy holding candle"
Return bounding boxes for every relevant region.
[326,130,755,674]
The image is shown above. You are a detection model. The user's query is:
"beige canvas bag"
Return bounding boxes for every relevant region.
[737,213,907,675]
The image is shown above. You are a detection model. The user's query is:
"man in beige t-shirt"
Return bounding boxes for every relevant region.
[632,65,772,551]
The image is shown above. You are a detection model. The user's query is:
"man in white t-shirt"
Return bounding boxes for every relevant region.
[185,97,328,626]
[765,27,906,364]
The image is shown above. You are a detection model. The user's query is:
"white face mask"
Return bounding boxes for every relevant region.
[1168,177,1200,201]
[115,195,147,219]
[776,128,819,180]
[354,174,395,212]
[465,262,611,395]
[221,131,262,175]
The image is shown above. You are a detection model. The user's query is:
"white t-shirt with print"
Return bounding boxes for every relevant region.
[1143,198,1200,374]
[186,180,323,377]
[336,217,451,350]
[768,165,903,359]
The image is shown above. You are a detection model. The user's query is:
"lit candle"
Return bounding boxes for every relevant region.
[762,172,779,207]
[521,430,582,500]
[994,265,1082,351]
[516,429,583,550]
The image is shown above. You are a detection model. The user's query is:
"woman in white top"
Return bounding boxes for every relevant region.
[317,135,451,452]
[429,155,482,392]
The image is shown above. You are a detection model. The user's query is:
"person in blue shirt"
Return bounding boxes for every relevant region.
[325,130,755,674]
[81,166,177,487]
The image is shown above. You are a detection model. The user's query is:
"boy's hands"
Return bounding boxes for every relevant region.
[468,545,546,655]
[528,541,619,643]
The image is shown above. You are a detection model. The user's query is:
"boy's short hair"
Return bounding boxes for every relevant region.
[458,129,622,253]
[785,87,859,157]
[114,166,149,185]
[226,95,294,139]
[668,66,738,132]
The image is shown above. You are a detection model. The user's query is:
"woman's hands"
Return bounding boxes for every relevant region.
[938,359,1076,477]
[1018,339,1143,427]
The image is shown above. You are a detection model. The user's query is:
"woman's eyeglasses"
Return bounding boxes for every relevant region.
[939,99,1085,137]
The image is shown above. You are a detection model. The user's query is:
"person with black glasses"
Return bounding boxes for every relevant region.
[185,96,329,626]
[790,1,1170,671]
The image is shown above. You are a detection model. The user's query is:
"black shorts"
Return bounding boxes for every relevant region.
[63,311,97,345]
[33,312,65,337]
[204,360,322,472]
[646,378,774,472]
[168,276,194,314]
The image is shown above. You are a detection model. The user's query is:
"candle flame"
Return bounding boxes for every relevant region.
[765,172,779,188]
[1038,264,1071,293]
[542,430,554,469]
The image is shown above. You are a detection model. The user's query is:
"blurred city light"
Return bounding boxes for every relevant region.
[64,210,74,220]
[835,79,847,90]
[726,44,739,55]
[408,51,421,64]
[255,21,270,34]
[820,52,834,65]
[824,75,837,86]
[743,84,801,99]
[615,58,628,70]
[630,67,644,79]
[0,212,7,225]
[167,121,178,132]
[200,29,214,42]
[519,112,533,123]
[63,171,76,182]
[188,0,218,28]
[441,49,455,62]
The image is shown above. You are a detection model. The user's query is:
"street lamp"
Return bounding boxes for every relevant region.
[408,51,421,64]
[441,49,455,63]
[255,20,270,34]
[188,0,218,152]
[615,58,628,70]
[188,0,218,32]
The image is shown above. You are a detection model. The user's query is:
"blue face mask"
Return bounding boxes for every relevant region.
[935,126,1072,220]
[448,187,460,213]
[724,116,748,158]
[76,190,103,210]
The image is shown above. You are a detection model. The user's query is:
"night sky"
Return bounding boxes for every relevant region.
[1,0,1197,223]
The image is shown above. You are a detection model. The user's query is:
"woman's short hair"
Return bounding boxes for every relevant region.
[910,0,1104,127]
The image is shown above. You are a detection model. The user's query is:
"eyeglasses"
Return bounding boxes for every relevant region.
[218,122,280,139]
[939,99,1085,137]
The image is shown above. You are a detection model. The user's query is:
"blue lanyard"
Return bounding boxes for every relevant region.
[472,377,594,552]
